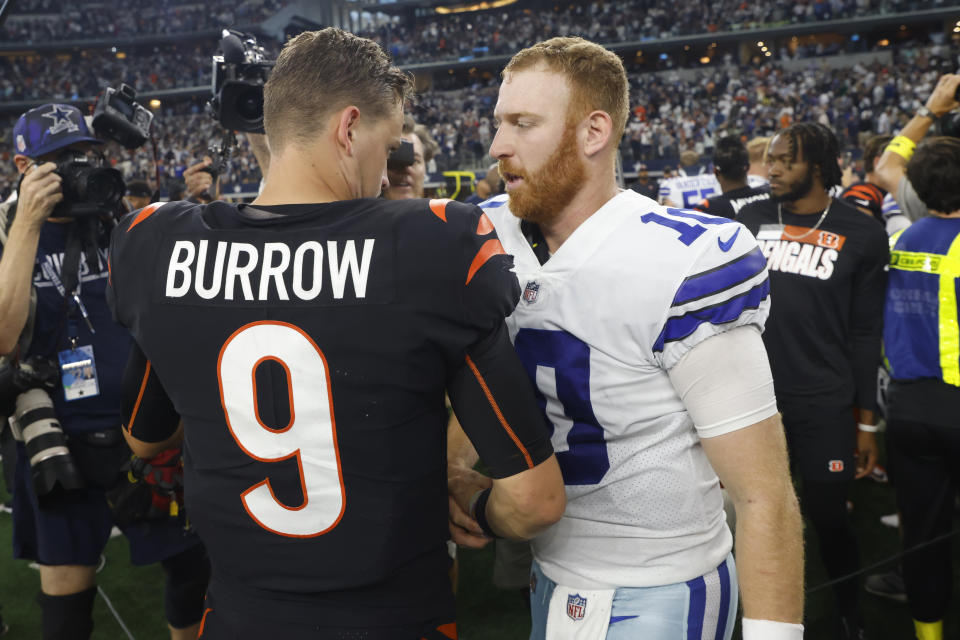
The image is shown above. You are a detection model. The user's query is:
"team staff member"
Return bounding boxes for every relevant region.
[450,36,803,639]
[882,137,960,640]
[740,122,888,640]
[0,105,207,640]
[694,136,769,220]
[874,74,960,220]
[108,28,564,639]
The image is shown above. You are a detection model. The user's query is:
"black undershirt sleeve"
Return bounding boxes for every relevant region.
[121,341,180,443]
[850,229,889,412]
[447,322,554,479]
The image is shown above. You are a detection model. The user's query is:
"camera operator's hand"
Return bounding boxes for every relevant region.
[17,162,63,230]
[926,74,960,117]
[183,156,215,200]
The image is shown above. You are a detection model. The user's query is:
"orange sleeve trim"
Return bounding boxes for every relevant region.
[429,198,451,222]
[436,622,458,639]
[127,202,163,233]
[126,360,152,434]
[198,608,212,637]
[476,213,494,236]
[465,239,505,286]
[464,354,534,469]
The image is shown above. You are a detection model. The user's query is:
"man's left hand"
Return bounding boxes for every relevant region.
[855,430,879,479]
[183,156,215,199]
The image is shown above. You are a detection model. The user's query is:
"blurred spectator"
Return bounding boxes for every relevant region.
[694,135,769,219]
[125,180,152,211]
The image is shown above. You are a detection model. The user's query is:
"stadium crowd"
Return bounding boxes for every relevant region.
[0,0,287,42]
[361,0,939,64]
[0,41,951,199]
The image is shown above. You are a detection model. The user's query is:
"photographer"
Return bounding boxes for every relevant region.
[0,104,207,640]
[874,74,960,219]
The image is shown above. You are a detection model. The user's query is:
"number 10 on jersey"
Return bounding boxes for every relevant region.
[218,321,345,538]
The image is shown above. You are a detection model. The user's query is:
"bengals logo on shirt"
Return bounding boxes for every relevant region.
[755,225,848,281]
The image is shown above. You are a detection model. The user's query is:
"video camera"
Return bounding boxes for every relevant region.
[48,83,152,217]
[208,30,275,133]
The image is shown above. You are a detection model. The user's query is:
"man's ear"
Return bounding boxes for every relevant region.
[582,110,614,158]
[335,106,362,155]
[13,154,32,174]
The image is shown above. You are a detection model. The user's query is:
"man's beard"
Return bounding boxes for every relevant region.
[500,125,586,226]
[770,166,815,204]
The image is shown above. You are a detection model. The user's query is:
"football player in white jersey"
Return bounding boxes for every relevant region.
[658,171,721,208]
[447,37,804,640]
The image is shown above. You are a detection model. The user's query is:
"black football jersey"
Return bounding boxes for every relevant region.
[107,198,550,626]
[694,185,770,220]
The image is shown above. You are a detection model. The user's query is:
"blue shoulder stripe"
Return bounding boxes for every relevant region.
[479,198,506,209]
[665,208,735,226]
[672,247,767,307]
[653,279,769,353]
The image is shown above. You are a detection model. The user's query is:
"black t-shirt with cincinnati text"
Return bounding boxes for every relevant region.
[694,185,770,220]
[107,198,552,627]
[738,198,888,410]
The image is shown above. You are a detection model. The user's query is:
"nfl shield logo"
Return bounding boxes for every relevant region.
[523,281,540,304]
[828,460,844,472]
[566,593,587,621]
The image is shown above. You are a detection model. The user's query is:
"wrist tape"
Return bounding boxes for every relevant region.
[742,618,804,640]
[885,135,916,161]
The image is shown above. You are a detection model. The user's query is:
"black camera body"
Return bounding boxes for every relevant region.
[92,83,154,150]
[388,140,416,172]
[209,31,275,133]
[0,356,58,416]
[52,149,126,218]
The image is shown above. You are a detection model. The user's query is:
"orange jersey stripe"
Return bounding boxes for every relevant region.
[126,360,152,434]
[429,198,452,222]
[465,239,505,286]
[127,202,163,233]
[464,354,534,469]
[476,212,494,236]
[197,608,212,637]
[436,622,458,639]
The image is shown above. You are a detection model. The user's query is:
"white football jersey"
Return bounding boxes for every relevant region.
[481,191,771,589]
[658,174,720,208]
[747,174,769,189]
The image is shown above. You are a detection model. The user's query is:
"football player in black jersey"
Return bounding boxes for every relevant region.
[107,28,564,640]
[695,136,769,220]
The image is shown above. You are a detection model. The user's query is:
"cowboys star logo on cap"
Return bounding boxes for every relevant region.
[42,104,82,136]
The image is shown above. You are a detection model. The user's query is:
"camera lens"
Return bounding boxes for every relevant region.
[235,89,263,123]
[84,168,126,208]
[14,389,84,496]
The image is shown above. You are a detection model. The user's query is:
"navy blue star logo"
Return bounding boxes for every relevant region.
[42,105,80,136]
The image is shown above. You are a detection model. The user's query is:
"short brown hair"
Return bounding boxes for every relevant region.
[746,137,770,164]
[504,37,629,140]
[264,28,414,152]
[862,134,893,174]
[413,124,438,163]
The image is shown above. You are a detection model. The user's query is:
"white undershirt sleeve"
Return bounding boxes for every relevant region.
[667,324,778,439]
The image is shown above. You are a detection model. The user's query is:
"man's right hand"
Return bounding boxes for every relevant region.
[17,162,62,229]
[926,74,960,117]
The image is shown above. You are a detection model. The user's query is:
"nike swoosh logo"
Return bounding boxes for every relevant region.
[717,227,741,252]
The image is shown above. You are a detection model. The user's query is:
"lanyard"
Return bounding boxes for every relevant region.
[38,256,95,338]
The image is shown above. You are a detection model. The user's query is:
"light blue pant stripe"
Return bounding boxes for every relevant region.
[528,554,738,640]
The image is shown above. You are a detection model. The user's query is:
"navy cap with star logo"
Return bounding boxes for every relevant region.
[12,103,102,159]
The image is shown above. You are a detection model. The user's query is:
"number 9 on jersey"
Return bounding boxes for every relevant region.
[218,321,345,538]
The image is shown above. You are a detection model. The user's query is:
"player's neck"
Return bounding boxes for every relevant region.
[719,177,747,194]
[539,175,619,254]
[253,152,348,206]
[780,188,831,215]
